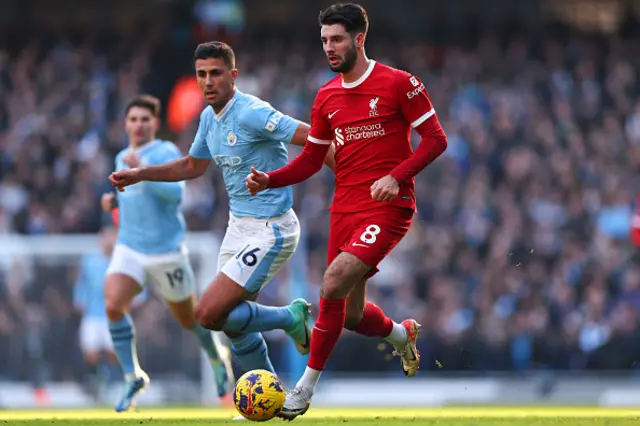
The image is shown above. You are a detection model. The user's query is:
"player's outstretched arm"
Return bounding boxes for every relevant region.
[289,123,336,171]
[245,91,334,195]
[257,140,331,193]
[109,155,210,191]
[246,139,331,195]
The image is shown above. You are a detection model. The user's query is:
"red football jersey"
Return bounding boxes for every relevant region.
[308,60,436,213]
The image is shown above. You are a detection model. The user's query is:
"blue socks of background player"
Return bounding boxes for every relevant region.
[223,301,294,333]
[230,333,275,373]
[108,314,140,377]
[191,324,221,360]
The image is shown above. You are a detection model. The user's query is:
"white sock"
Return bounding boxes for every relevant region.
[296,367,322,393]
[384,322,408,350]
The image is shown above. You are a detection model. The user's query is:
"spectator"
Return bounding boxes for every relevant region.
[2,21,640,379]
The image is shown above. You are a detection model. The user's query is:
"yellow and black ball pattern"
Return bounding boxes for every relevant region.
[233,369,286,422]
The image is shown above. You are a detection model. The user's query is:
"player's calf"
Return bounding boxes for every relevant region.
[104,273,149,412]
[344,313,363,329]
[343,278,367,329]
[288,252,370,409]
[167,295,199,329]
[167,296,234,397]
[194,272,249,329]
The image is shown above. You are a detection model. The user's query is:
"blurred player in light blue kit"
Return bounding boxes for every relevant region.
[100,95,233,412]
[73,226,118,397]
[74,226,147,400]
[109,43,335,414]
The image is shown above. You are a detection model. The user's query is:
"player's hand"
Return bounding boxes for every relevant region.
[246,167,269,195]
[100,193,116,212]
[109,169,142,192]
[123,151,141,168]
[370,175,399,202]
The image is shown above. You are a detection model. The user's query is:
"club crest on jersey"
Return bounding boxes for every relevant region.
[369,97,379,117]
[226,130,237,146]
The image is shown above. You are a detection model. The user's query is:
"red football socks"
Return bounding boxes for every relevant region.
[307,298,347,371]
[353,302,394,337]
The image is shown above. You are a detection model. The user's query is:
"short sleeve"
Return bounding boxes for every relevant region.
[307,92,332,145]
[189,109,213,159]
[241,103,300,143]
[396,72,436,128]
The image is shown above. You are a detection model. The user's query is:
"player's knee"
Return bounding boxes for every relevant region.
[194,302,210,327]
[321,268,352,299]
[105,299,126,322]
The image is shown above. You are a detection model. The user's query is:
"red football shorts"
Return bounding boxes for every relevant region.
[327,206,414,277]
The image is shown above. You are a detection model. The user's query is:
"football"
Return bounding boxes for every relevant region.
[233,369,286,421]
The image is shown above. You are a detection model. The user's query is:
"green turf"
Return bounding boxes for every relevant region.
[5,421,640,426]
[2,407,640,425]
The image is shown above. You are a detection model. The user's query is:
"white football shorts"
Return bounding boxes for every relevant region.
[79,317,113,353]
[106,243,195,302]
[218,209,300,294]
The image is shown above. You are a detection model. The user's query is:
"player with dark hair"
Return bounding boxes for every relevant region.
[246,3,448,418]
[100,94,235,411]
[109,42,335,419]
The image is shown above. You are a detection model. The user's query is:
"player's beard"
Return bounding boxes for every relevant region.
[209,98,227,109]
[329,42,357,74]
[209,88,232,109]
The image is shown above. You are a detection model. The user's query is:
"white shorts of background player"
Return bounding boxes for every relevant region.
[107,243,195,302]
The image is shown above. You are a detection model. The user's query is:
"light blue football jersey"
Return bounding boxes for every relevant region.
[115,140,186,254]
[189,89,300,219]
[74,252,110,320]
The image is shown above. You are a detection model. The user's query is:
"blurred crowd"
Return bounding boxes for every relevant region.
[2,21,640,384]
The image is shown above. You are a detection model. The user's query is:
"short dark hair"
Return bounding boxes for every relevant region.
[193,41,236,69]
[125,95,161,117]
[318,3,369,36]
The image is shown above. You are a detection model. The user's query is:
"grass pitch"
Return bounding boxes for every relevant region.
[2,407,640,425]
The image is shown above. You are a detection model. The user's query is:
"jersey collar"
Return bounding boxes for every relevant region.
[131,139,160,153]
[342,60,376,89]
[214,89,238,121]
